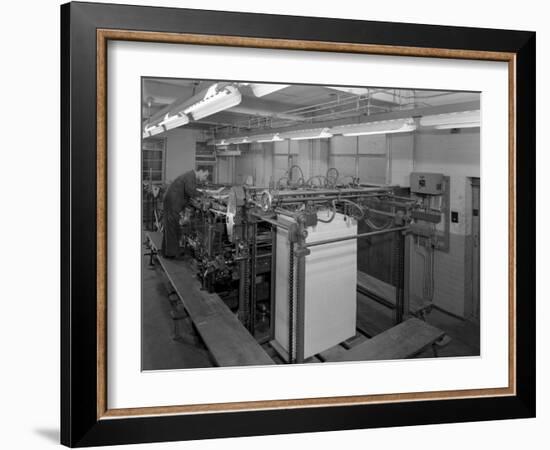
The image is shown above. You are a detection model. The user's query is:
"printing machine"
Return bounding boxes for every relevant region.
[177,170,449,363]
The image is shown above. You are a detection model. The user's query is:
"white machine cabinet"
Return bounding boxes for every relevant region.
[274,212,357,360]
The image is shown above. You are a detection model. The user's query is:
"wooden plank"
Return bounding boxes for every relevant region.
[317,344,348,362]
[304,355,322,364]
[357,271,395,305]
[146,232,274,367]
[342,333,369,349]
[325,318,445,362]
[196,316,274,367]
[357,271,431,315]
[356,292,394,337]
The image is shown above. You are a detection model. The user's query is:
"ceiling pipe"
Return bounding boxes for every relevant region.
[213,100,480,141]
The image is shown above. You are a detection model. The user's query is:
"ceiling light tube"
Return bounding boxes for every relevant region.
[158,113,189,131]
[420,110,480,128]
[331,118,416,137]
[280,128,333,141]
[142,125,164,138]
[253,133,284,143]
[226,137,250,145]
[184,85,242,121]
[434,122,480,130]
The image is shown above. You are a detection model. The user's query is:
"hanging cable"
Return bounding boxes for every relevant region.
[339,199,365,220]
[306,175,328,187]
[317,201,337,223]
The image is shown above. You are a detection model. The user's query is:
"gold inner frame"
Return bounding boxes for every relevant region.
[96,29,517,420]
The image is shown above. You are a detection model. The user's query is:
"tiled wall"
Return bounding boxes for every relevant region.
[410,233,468,317]
[410,128,480,317]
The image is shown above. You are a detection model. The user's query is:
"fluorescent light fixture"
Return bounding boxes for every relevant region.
[434,122,480,130]
[249,83,290,97]
[331,118,416,136]
[142,125,164,139]
[226,137,250,145]
[184,85,242,121]
[252,133,284,143]
[280,128,333,141]
[420,110,480,128]
[158,113,189,131]
[214,139,230,146]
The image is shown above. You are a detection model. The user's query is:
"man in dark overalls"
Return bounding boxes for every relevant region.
[161,169,209,258]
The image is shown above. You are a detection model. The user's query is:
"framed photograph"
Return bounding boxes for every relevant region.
[61,1,535,447]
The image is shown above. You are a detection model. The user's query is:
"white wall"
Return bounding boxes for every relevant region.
[233,143,274,186]
[390,133,414,186]
[222,139,329,187]
[163,128,206,182]
[414,129,480,235]
[217,155,234,184]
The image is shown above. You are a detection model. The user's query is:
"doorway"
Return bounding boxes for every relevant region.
[470,177,480,322]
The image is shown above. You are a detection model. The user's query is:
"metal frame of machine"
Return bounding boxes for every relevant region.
[179,169,449,363]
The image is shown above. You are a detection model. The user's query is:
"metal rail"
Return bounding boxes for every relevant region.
[305,226,408,248]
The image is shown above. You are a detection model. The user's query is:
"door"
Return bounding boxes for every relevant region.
[471,178,480,322]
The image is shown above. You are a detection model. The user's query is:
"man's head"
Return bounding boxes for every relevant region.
[195,168,209,183]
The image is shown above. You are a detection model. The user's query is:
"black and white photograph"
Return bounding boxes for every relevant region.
[141,79,481,370]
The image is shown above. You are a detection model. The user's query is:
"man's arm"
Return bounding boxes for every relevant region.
[198,187,225,195]
[183,171,200,198]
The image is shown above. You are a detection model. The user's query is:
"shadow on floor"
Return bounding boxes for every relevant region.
[34,428,59,444]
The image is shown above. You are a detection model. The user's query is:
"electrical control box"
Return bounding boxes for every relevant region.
[410,172,445,195]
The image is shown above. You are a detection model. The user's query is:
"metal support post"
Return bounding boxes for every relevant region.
[249,221,258,335]
[287,242,295,363]
[269,227,277,341]
[403,233,412,320]
[394,230,405,324]
[294,243,309,364]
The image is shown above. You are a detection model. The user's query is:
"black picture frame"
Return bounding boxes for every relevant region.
[61,1,535,447]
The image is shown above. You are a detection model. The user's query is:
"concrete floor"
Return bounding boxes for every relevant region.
[141,251,214,370]
[141,248,479,370]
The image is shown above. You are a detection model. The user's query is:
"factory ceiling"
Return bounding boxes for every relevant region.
[142,78,480,138]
